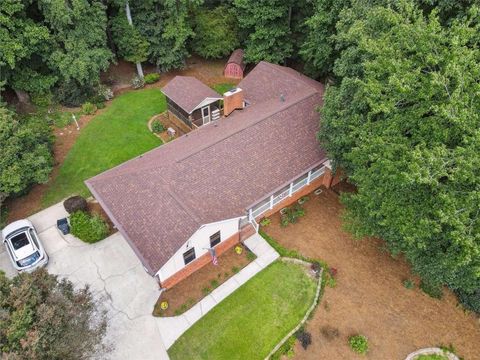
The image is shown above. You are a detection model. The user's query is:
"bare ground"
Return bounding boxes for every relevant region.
[263,186,480,360]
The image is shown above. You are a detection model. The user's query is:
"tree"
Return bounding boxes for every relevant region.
[319,2,480,293]
[110,7,149,76]
[193,5,239,59]
[234,0,293,64]
[0,107,54,209]
[38,0,113,101]
[130,0,200,72]
[0,268,107,359]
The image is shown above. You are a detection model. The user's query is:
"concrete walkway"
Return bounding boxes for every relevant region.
[0,203,169,360]
[156,233,280,349]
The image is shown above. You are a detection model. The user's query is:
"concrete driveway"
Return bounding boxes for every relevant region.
[0,203,169,360]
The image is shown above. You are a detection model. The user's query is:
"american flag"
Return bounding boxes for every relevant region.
[207,248,218,266]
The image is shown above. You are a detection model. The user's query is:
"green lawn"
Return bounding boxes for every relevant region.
[42,88,165,206]
[212,83,235,95]
[168,261,317,360]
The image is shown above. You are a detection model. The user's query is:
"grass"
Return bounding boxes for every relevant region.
[212,83,235,95]
[42,88,165,206]
[168,261,316,360]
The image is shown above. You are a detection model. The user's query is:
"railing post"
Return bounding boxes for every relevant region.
[269,195,274,209]
[248,208,253,221]
[307,170,312,185]
[289,182,293,197]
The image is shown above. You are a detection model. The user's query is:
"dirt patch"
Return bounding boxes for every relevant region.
[262,185,480,360]
[153,245,255,317]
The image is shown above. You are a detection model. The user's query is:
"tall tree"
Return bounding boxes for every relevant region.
[319,2,480,293]
[0,269,107,359]
[234,0,293,64]
[131,0,200,72]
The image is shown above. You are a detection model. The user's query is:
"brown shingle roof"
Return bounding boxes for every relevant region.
[161,76,221,114]
[226,49,245,68]
[86,62,326,274]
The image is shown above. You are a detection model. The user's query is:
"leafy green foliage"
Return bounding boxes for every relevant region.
[348,334,369,354]
[403,279,415,289]
[131,75,145,89]
[455,288,480,313]
[234,0,293,64]
[420,280,443,299]
[144,73,160,84]
[271,335,296,359]
[193,6,239,59]
[70,211,109,243]
[0,108,53,202]
[416,354,448,360]
[82,102,97,115]
[151,120,165,133]
[110,11,149,64]
[0,269,107,358]
[319,2,480,294]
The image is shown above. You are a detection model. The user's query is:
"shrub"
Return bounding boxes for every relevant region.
[403,279,415,289]
[70,211,109,243]
[55,80,94,107]
[97,84,114,101]
[131,75,145,89]
[280,204,306,226]
[349,335,369,355]
[420,280,443,299]
[144,73,160,84]
[151,120,166,133]
[210,279,219,289]
[81,102,97,115]
[31,93,53,107]
[260,217,271,226]
[95,102,105,109]
[295,328,312,350]
[455,288,480,314]
[63,196,88,214]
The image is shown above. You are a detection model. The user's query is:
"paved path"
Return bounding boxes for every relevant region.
[156,233,280,349]
[0,203,169,360]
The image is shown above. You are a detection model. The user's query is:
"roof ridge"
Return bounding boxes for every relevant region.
[261,62,320,92]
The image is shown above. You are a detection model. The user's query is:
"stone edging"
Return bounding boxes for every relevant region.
[147,113,163,140]
[265,258,323,360]
[405,348,459,360]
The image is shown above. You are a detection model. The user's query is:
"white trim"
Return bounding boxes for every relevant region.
[191,97,222,113]
[289,183,293,197]
[269,195,274,209]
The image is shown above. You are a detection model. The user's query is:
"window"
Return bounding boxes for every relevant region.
[183,248,196,265]
[210,231,221,247]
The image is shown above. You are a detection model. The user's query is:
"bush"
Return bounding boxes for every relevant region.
[151,120,166,133]
[455,288,480,314]
[63,196,88,214]
[131,75,145,89]
[280,204,305,226]
[349,335,369,355]
[81,102,97,115]
[144,73,160,84]
[403,279,415,289]
[31,92,53,107]
[55,81,94,107]
[295,328,312,350]
[70,211,109,243]
[260,217,271,226]
[97,84,114,101]
[420,280,443,299]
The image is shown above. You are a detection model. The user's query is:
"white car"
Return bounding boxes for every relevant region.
[1,219,49,272]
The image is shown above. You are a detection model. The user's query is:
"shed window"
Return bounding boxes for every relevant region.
[183,248,196,265]
[210,231,221,247]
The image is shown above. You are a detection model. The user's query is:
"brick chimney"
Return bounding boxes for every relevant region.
[223,88,244,116]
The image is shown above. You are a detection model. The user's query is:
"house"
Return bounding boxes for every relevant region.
[85,62,341,289]
[162,76,223,129]
[224,49,246,79]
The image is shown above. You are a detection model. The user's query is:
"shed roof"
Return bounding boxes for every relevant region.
[226,49,245,69]
[161,76,221,114]
[86,62,326,275]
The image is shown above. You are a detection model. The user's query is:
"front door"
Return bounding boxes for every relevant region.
[201,106,210,125]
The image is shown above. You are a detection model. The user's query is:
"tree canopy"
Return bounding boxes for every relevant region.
[0,269,107,359]
[319,1,480,293]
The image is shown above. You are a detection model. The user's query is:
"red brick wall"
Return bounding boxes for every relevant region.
[160,232,240,289]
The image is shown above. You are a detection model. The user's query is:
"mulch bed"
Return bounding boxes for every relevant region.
[153,244,256,317]
[262,184,480,360]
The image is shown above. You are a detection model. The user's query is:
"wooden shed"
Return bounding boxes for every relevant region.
[224,49,246,79]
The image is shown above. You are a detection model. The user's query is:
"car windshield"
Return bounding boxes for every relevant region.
[10,232,30,250]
